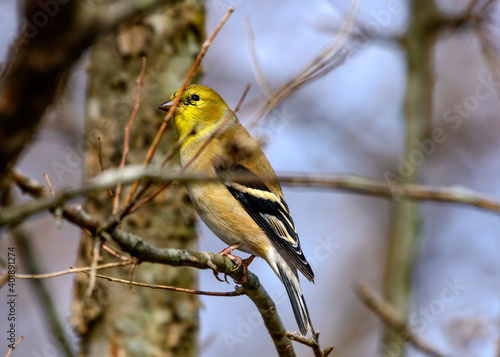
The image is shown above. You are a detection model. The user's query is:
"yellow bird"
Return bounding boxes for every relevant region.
[158,84,317,343]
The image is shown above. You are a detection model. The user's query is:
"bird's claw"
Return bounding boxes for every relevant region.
[214,243,255,284]
[213,270,230,284]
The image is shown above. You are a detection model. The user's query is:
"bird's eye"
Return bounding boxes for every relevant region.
[191,94,200,102]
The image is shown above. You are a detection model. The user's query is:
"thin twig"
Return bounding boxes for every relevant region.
[464,0,496,18]
[97,136,114,198]
[5,336,24,357]
[286,332,334,357]
[327,2,403,45]
[121,7,234,210]
[85,237,102,297]
[43,173,55,197]
[92,273,244,296]
[102,244,130,261]
[13,261,241,297]
[113,56,147,214]
[118,125,199,220]
[16,261,133,279]
[247,0,360,129]
[128,259,137,293]
[244,19,273,99]
[355,283,449,357]
[43,172,63,227]
[476,17,500,84]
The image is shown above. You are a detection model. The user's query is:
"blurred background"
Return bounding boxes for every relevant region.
[1,0,500,356]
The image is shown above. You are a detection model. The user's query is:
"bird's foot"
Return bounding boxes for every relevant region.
[213,243,255,284]
[213,242,243,283]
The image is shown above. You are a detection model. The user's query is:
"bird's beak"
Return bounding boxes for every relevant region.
[157,100,173,112]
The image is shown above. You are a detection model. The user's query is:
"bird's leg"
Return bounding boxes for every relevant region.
[219,242,243,257]
[236,254,256,284]
[213,243,254,284]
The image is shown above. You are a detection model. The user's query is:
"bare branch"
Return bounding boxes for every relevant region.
[244,19,273,99]
[247,0,360,129]
[287,332,334,357]
[43,173,55,197]
[9,170,298,356]
[113,57,147,214]
[6,168,500,229]
[239,282,295,356]
[97,136,114,199]
[85,237,101,297]
[16,262,243,297]
[93,273,244,297]
[16,261,133,279]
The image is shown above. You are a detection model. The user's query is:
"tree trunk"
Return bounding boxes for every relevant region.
[382,1,438,355]
[71,1,204,356]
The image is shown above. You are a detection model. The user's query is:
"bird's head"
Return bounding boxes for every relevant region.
[158,84,232,138]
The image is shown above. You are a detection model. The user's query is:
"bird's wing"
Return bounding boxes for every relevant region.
[215,163,314,282]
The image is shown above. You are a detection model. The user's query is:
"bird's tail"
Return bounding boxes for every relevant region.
[276,259,318,344]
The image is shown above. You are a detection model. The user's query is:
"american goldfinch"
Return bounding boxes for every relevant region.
[158,84,317,343]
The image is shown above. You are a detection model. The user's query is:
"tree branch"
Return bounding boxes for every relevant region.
[16,264,244,297]
[7,171,300,356]
[93,273,244,297]
[5,336,24,357]
[15,261,132,280]
[5,168,500,229]
[287,332,334,357]
[239,280,295,356]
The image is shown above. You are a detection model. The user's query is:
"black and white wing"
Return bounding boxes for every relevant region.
[216,163,314,282]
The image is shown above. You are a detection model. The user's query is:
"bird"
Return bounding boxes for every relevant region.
[158,84,317,343]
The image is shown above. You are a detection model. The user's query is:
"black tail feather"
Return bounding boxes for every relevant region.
[277,263,318,343]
